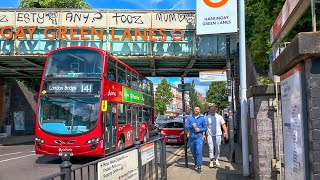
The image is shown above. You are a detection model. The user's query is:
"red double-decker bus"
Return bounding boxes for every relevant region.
[35,46,156,156]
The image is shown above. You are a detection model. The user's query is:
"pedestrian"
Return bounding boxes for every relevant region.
[205,103,228,168]
[184,105,207,173]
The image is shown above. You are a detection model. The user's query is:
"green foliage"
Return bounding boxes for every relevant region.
[188,80,200,111]
[200,102,209,114]
[17,78,41,91]
[246,0,314,75]
[19,0,91,9]
[154,78,174,115]
[205,82,227,109]
[258,76,273,85]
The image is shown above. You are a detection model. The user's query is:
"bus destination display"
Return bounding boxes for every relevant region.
[46,82,94,94]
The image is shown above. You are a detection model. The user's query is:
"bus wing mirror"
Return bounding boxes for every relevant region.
[101,100,108,112]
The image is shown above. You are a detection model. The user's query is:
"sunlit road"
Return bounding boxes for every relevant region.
[0,139,183,180]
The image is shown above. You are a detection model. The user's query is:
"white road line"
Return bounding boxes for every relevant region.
[0,154,35,163]
[0,152,22,157]
[30,151,35,153]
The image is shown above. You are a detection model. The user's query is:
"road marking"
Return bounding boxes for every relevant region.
[0,152,22,157]
[166,147,184,164]
[0,154,35,163]
[30,151,35,153]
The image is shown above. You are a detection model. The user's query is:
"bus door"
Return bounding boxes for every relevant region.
[132,106,138,144]
[105,103,116,153]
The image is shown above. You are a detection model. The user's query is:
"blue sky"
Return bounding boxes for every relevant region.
[0,0,196,9]
[0,0,210,95]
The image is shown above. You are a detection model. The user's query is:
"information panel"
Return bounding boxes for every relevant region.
[98,149,139,180]
[280,64,306,180]
[141,143,155,165]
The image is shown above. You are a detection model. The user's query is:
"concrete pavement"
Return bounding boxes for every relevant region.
[167,142,254,180]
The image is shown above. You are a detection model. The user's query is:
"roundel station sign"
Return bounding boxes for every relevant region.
[203,0,228,8]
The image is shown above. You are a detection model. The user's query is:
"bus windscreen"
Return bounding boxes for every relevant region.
[38,97,100,135]
[45,48,102,78]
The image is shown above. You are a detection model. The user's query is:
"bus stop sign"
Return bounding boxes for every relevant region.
[178,83,190,92]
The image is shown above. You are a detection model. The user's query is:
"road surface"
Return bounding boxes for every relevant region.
[0,141,183,180]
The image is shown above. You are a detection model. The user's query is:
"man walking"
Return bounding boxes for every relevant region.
[205,103,228,167]
[185,105,207,173]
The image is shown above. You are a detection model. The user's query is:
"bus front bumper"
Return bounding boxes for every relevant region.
[35,142,105,156]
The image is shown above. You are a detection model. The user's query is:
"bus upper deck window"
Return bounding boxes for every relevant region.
[108,58,116,82]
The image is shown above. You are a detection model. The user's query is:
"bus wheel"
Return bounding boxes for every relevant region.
[118,138,125,151]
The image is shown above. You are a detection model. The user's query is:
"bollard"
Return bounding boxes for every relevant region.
[134,137,142,180]
[60,153,72,180]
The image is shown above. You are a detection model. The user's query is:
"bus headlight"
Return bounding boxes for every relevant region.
[86,137,100,144]
[35,137,46,144]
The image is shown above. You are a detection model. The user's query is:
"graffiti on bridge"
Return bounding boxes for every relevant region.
[0,15,8,22]
[16,12,59,25]
[112,13,144,25]
[65,12,103,23]
[155,13,195,23]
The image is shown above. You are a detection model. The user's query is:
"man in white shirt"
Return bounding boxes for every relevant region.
[205,103,228,167]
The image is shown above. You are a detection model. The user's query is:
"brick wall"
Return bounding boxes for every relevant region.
[305,59,320,180]
[248,85,282,180]
[8,80,37,135]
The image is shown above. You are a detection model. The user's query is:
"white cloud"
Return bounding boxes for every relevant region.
[170,0,189,10]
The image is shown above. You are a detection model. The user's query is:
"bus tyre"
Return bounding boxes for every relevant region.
[118,138,125,151]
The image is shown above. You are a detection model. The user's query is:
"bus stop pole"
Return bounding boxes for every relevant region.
[239,0,250,175]
[226,35,235,163]
[181,77,188,167]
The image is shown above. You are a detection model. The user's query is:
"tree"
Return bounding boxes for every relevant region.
[189,80,200,112]
[206,82,228,110]
[246,0,312,75]
[154,78,174,115]
[19,0,91,9]
[200,102,209,115]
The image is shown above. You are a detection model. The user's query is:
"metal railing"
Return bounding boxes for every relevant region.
[41,137,167,180]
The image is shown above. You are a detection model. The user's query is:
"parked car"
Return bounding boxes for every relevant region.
[159,121,185,144]
[155,115,175,130]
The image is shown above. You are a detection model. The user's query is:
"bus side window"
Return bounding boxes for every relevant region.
[132,73,138,90]
[126,70,131,87]
[139,107,143,122]
[117,63,126,85]
[144,108,151,123]
[126,104,131,124]
[108,58,116,82]
[118,104,126,124]
[143,78,147,93]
